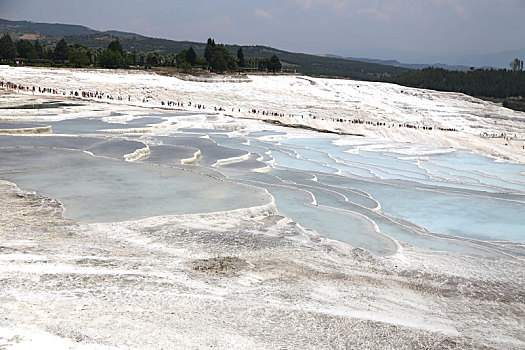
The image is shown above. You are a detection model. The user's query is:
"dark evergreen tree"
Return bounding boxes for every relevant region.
[99,49,124,68]
[138,52,146,66]
[210,54,228,73]
[99,40,127,68]
[16,39,37,59]
[204,38,216,63]
[0,33,18,60]
[267,55,282,72]
[180,62,192,71]
[130,50,138,65]
[186,47,197,66]
[176,49,188,64]
[34,40,44,59]
[43,45,54,60]
[509,58,523,72]
[225,53,239,71]
[107,39,124,55]
[260,58,270,71]
[54,38,70,61]
[145,52,159,66]
[195,56,207,66]
[237,47,245,67]
[68,47,90,67]
[208,44,237,73]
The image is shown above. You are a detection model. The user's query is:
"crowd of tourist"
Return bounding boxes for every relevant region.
[1,79,463,134]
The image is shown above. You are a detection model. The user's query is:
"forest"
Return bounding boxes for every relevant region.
[0,16,412,80]
[1,30,524,111]
[0,33,281,74]
[390,63,525,111]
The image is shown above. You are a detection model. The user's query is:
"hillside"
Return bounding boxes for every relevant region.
[0,18,96,39]
[0,18,411,80]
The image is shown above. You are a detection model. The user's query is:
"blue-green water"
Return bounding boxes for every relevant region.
[1,111,524,257]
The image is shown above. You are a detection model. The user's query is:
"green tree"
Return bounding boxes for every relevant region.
[391,67,525,99]
[107,39,124,55]
[208,44,237,73]
[186,47,197,66]
[176,49,188,64]
[195,56,207,66]
[43,45,54,60]
[180,62,192,72]
[145,52,159,66]
[138,52,146,66]
[129,50,137,65]
[237,47,245,67]
[260,58,270,71]
[99,49,124,68]
[210,54,228,73]
[0,33,18,60]
[267,55,282,72]
[86,48,96,65]
[163,53,176,66]
[204,38,216,63]
[509,58,524,72]
[54,38,69,61]
[68,47,90,67]
[34,40,44,59]
[16,39,37,59]
[245,57,268,71]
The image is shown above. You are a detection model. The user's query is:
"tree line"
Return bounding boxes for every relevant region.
[390,64,525,99]
[0,34,282,73]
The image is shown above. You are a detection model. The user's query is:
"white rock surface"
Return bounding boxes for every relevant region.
[2,66,524,163]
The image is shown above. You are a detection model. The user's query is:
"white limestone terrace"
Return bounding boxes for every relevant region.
[0,122,52,134]
[1,66,524,349]
[0,180,524,349]
[2,65,525,164]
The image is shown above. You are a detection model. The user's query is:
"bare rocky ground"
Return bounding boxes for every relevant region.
[1,180,524,349]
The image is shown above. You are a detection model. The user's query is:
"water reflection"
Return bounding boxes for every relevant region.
[1,111,524,257]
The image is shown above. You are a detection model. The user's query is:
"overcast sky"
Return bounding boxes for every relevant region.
[1,0,524,62]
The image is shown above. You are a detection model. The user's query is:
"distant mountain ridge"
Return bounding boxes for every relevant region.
[0,17,411,80]
[329,47,525,70]
[442,48,525,69]
[323,54,473,71]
